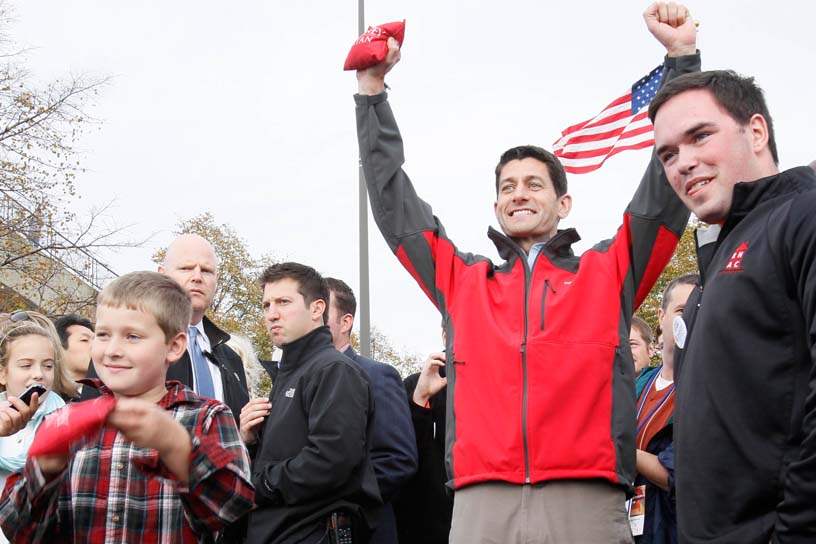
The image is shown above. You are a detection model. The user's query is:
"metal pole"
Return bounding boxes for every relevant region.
[357,0,371,357]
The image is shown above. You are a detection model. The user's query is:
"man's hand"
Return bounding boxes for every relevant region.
[357,37,401,95]
[239,398,271,445]
[108,398,192,482]
[644,2,697,57]
[0,394,39,437]
[412,352,447,407]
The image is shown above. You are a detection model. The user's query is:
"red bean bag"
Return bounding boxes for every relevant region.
[344,20,405,71]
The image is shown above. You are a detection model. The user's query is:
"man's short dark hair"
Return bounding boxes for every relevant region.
[648,70,778,164]
[661,273,700,311]
[495,145,569,197]
[53,314,94,349]
[325,278,357,319]
[631,315,653,345]
[259,262,329,323]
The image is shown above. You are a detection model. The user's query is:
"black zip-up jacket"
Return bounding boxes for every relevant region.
[246,326,382,544]
[674,166,816,544]
[393,374,451,544]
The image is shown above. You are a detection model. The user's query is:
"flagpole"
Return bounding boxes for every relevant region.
[357,0,371,357]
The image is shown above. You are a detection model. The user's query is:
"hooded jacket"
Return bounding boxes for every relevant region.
[674,166,816,544]
[246,326,382,544]
[353,52,699,491]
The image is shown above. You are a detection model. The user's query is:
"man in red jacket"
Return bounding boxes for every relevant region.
[354,3,698,542]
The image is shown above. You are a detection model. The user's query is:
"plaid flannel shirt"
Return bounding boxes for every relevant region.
[0,380,254,544]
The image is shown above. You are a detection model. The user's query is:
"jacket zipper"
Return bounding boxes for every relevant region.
[539,279,556,331]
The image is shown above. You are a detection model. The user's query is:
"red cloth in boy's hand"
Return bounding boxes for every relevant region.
[28,395,117,458]
[343,20,405,71]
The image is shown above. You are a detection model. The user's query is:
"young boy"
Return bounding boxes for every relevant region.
[0,271,254,543]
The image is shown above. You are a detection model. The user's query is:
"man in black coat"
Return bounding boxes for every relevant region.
[240,263,381,544]
[650,70,816,543]
[325,278,417,544]
[82,234,249,423]
[395,352,451,544]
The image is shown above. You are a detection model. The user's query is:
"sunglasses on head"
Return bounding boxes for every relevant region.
[8,310,33,323]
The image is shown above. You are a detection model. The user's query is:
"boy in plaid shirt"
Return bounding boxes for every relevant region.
[0,271,255,544]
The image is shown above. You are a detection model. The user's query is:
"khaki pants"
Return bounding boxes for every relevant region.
[449,480,633,544]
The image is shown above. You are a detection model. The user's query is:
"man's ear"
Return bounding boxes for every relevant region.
[312,299,327,323]
[166,331,187,365]
[747,113,770,156]
[341,314,355,337]
[557,193,573,220]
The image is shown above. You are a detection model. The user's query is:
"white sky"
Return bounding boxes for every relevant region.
[11,1,815,361]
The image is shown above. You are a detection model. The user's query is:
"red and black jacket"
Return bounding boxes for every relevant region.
[354,52,699,491]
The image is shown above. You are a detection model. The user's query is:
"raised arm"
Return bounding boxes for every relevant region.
[614,2,700,311]
[355,40,476,312]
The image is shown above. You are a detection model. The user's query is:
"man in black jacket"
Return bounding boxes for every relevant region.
[395,352,451,544]
[242,262,381,544]
[650,71,816,543]
[81,234,249,423]
[325,277,417,544]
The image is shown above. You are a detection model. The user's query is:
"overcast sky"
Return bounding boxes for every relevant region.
[11,1,814,362]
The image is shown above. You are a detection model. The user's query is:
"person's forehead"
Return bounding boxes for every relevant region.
[66,324,94,338]
[95,304,160,330]
[263,278,303,299]
[498,157,552,182]
[667,283,696,307]
[165,236,217,267]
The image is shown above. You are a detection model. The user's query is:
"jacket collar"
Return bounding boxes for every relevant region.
[201,315,230,349]
[488,226,581,262]
[721,166,816,240]
[279,326,333,371]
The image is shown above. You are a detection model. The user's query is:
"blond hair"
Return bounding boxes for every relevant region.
[97,271,192,340]
[0,311,78,398]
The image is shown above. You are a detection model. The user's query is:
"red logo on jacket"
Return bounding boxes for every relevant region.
[721,241,748,273]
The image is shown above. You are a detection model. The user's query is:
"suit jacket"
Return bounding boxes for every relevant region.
[344,347,417,544]
[81,316,250,424]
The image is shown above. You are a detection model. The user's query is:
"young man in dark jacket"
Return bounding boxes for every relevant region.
[650,70,816,543]
[354,4,699,542]
[241,262,381,544]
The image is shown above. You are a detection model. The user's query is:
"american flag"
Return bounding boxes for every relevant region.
[553,65,664,174]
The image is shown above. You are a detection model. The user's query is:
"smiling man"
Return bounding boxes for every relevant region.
[353,4,699,542]
[650,70,816,543]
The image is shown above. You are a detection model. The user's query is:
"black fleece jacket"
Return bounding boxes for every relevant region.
[246,326,382,544]
[674,166,816,544]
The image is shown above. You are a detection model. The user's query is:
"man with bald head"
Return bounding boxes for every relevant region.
[81,234,250,423]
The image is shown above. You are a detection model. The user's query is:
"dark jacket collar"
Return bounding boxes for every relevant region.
[201,315,230,349]
[721,166,816,239]
[488,226,581,262]
[279,326,333,371]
